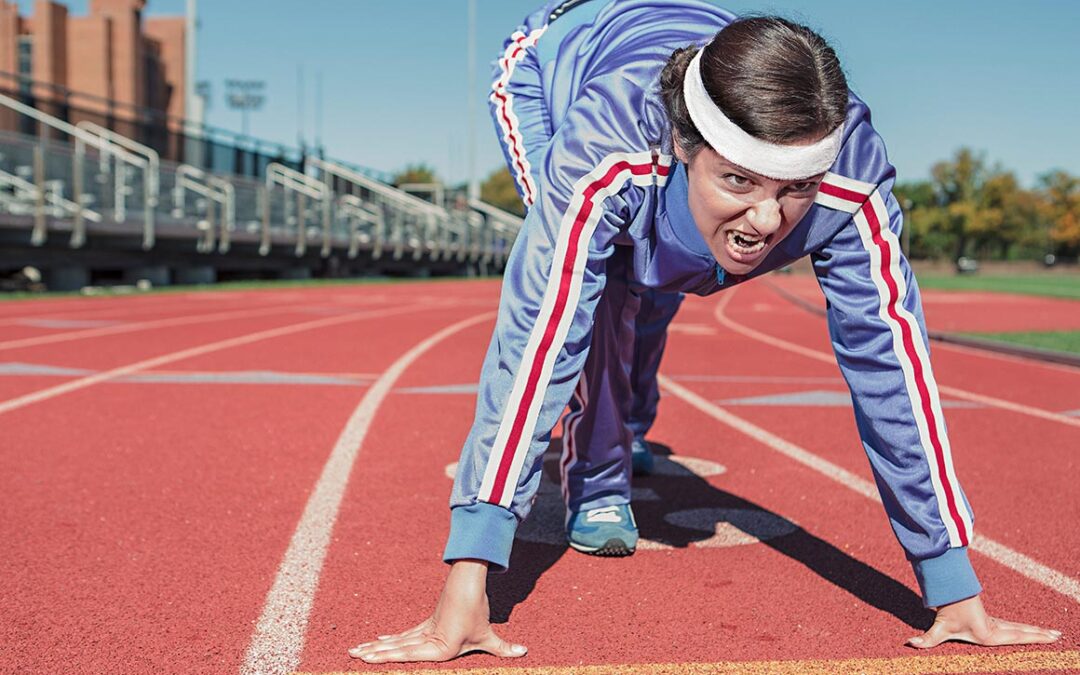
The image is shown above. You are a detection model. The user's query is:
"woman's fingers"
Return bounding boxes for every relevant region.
[992,619,1062,638]
[465,629,527,659]
[908,617,1062,649]
[354,639,454,664]
[907,621,954,649]
[351,635,428,658]
[983,624,1061,646]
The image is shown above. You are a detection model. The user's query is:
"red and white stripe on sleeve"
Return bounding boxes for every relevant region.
[491,26,548,207]
[815,172,973,547]
[478,150,673,508]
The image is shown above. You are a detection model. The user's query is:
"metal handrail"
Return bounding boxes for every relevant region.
[0,166,103,241]
[174,164,235,253]
[338,194,384,259]
[77,120,160,215]
[307,157,445,217]
[265,162,330,257]
[469,199,523,266]
[0,91,156,249]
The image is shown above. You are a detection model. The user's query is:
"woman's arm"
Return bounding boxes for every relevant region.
[812,174,1059,646]
[351,75,667,663]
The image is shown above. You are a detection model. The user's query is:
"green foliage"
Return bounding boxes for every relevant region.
[962,330,1080,355]
[1038,171,1080,257]
[480,166,526,217]
[895,148,1077,262]
[914,274,1080,300]
[392,163,439,187]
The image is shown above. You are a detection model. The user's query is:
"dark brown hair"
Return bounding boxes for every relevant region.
[659,17,848,161]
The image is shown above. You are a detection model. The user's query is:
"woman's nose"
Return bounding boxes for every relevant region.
[747,199,782,234]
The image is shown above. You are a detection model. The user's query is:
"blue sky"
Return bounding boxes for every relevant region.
[18,0,1080,187]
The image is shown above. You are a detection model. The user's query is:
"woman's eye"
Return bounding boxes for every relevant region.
[722,174,750,189]
[789,181,818,194]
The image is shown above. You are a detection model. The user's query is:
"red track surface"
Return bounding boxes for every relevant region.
[1,278,1077,674]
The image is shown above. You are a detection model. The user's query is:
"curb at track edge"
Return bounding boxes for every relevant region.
[763,278,1080,369]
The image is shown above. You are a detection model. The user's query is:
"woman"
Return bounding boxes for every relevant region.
[351,0,1061,662]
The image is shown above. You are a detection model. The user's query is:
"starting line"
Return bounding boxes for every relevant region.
[294,649,1080,674]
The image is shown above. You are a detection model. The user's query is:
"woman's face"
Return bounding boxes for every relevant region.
[677,144,824,276]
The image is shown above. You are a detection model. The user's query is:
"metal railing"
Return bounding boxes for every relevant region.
[263,162,330,257]
[309,157,453,261]
[1,91,156,249]
[0,162,103,245]
[469,199,523,268]
[172,164,235,253]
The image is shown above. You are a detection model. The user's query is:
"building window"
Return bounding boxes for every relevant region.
[17,36,33,95]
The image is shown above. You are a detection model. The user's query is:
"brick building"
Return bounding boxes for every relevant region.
[0,0,185,126]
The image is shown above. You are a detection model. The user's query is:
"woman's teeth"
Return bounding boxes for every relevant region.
[726,230,767,254]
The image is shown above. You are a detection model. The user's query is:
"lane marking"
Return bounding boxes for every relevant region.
[0,363,377,387]
[0,303,439,417]
[658,374,1080,605]
[0,290,317,327]
[0,302,312,351]
[294,649,1080,674]
[240,311,495,675]
[716,389,978,408]
[713,291,1080,429]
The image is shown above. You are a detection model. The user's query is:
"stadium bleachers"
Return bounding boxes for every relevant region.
[0,91,522,291]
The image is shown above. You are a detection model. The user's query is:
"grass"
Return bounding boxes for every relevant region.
[0,275,497,303]
[915,274,1080,300]
[962,330,1080,355]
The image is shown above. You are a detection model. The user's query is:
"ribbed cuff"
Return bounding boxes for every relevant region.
[442,502,518,573]
[911,546,982,608]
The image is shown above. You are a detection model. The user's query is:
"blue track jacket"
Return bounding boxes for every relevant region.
[444,0,981,608]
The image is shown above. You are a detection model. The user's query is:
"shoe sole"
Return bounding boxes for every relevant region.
[567,538,636,557]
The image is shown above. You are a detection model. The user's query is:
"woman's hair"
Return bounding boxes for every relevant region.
[659,17,848,161]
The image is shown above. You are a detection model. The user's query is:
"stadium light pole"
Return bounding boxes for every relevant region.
[185,0,196,120]
[184,0,203,166]
[467,0,477,201]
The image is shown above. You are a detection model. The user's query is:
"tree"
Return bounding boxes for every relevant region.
[479,166,526,217]
[895,180,950,259]
[392,164,439,187]
[1038,171,1080,259]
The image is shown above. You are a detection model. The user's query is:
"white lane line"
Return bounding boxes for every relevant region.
[0,302,305,351]
[240,311,495,675]
[712,290,1080,429]
[658,376,1080,605]
[0,291,286,325]
[0,293,397,350]
[0,303,439,417]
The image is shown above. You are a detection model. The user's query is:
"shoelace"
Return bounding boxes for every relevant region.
[585,505,623,523]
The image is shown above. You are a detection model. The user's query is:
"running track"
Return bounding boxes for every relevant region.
[1,278,1077,674]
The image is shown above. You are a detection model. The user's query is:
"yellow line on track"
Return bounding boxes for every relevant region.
[295,649,1080,674]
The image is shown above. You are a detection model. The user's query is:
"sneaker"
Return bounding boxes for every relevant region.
[566,503,638,556]
[630,438,655,476]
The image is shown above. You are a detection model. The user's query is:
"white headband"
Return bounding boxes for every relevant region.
[682,49,843,180]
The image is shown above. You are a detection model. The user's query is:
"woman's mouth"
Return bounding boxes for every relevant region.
[723,230,771,262]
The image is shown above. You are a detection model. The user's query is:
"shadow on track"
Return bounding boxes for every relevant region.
[488,440,933,630]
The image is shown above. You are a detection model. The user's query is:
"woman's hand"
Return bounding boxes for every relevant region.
[908,595,1061,648]
[348,559,528,663]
